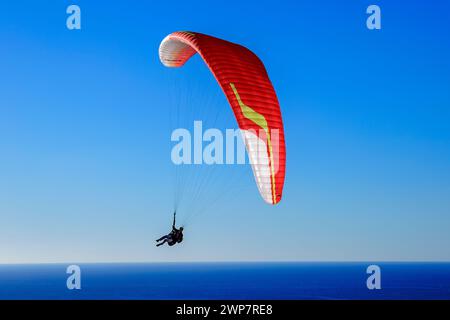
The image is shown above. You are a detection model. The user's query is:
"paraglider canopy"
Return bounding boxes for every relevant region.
[160,31,286,204]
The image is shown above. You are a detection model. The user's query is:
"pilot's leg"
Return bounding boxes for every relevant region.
[156,235,169,242]
[157,239,168,247]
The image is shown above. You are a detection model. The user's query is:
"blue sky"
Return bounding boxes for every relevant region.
[0,0,449,263]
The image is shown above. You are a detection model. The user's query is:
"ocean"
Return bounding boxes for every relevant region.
[0,263,449,300]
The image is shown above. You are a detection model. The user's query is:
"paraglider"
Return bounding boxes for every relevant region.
[159,31,286,205]
[156,212,184,247]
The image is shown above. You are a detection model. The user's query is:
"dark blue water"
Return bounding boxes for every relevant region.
[0,263,449,299]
